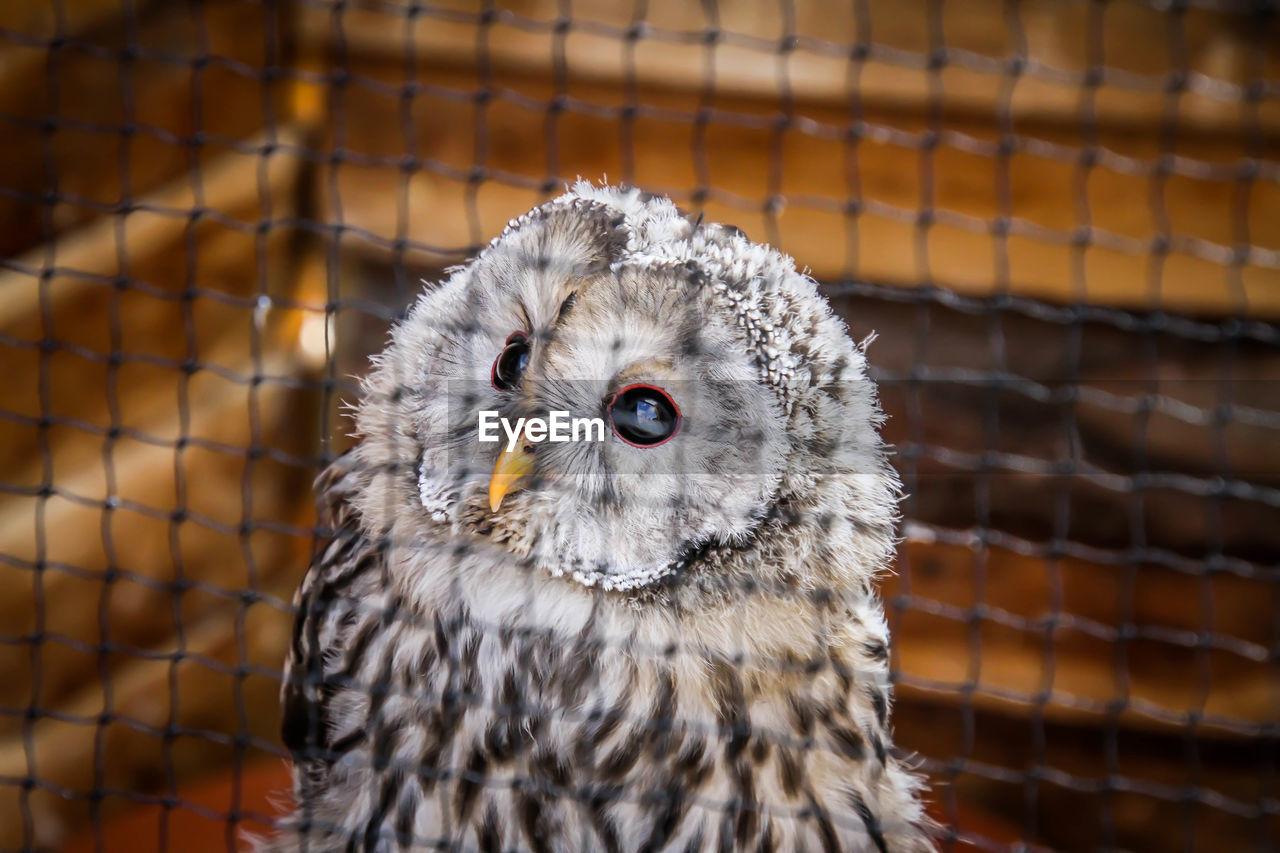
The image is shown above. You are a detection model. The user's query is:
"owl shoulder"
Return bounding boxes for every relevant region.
[279,448,391,759]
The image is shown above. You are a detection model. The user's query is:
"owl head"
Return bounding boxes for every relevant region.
[352,184,900,602]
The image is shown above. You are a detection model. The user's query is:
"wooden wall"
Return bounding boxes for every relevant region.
[300,0,1280,315]
[0,2,318,847]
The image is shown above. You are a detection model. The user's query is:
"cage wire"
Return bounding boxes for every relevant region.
[0,0,1277,851]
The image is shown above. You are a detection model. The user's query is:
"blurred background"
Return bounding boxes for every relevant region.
[1,0,1277,850]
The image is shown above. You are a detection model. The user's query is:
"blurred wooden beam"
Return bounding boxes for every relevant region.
[0,0,134,44]
[60,756,290,853]
[891,696,1278,850]
[0,43,317,841]
[0,322,316,850]
[0,595,297,850]
[0,124,306,319]
[0,333,315,733]
[0,118,317,766]
[298,0,1280,138]
[886,538,1273,739]
[295,12,1280,317]
[0,125,308,480]
[0,0,293,257]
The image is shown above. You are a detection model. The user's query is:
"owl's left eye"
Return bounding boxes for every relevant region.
[491,332,530,391]
[607,384,681,448]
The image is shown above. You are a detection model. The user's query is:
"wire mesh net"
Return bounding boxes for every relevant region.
[0,0,1277,851]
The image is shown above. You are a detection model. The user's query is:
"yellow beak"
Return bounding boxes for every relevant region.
[488,442,535,512]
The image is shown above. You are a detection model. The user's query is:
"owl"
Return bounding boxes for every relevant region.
[256,184,933,852]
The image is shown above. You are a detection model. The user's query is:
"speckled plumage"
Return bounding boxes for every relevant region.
[256,185,933,852]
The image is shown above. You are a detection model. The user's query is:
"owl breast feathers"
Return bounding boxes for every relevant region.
[257,185,934,852]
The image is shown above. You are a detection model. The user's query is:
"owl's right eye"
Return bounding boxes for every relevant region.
[491,332,530,391]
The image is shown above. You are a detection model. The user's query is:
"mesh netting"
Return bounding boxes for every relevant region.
[0,1,1277,851]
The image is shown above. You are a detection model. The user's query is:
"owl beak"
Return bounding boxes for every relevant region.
[489,443,535,512]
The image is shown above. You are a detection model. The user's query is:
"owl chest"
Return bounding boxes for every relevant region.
[318,610,884,851]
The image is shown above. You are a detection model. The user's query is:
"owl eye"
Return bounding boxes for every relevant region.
[491,332,531,391]
[607,384,681,448]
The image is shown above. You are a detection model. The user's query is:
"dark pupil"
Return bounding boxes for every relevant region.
[493,338,530,390]
[610,388,678,446]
